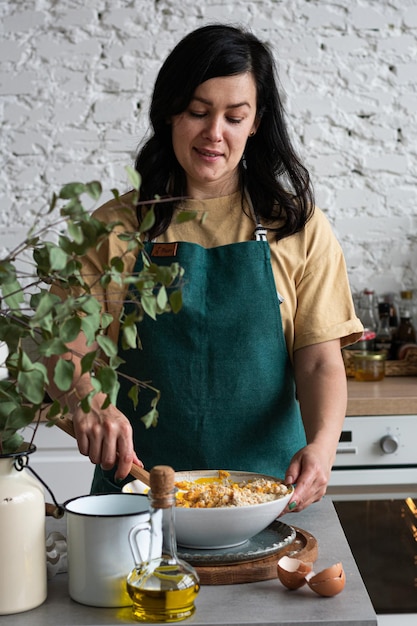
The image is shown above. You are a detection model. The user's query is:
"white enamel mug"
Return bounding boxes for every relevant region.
[64,493,151,607]
[0,341,8,380]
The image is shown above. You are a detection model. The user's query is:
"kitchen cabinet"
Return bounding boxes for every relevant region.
[3,497,377,626]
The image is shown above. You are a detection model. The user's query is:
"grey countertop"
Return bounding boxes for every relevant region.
[4,497,377,626]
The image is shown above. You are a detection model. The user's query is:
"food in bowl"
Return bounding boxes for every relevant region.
[123,470,294,549]
[175,470,291,508]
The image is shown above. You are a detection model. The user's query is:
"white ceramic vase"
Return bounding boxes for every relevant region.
[0,445,47,614]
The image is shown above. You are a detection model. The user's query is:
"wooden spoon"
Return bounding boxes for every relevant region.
[54,415,151,487]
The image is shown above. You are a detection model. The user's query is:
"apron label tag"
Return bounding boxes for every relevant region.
[152,243,178,257]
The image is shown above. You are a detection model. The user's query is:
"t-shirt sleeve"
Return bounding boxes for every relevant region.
[292,209,363,352]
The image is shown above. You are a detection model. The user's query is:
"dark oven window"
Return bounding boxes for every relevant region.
[334,499,417,614]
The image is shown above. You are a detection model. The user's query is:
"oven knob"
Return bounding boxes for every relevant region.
[380,435,399,454]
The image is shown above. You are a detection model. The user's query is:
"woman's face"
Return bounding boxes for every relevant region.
[171,73,258,199]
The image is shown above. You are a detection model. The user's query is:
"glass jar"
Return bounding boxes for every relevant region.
[352,351,386,382]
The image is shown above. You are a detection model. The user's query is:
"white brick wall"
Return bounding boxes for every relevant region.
[1,0,417,298]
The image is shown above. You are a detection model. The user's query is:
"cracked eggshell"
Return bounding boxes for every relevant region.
[306,562,346,597]
[277,555,313,590]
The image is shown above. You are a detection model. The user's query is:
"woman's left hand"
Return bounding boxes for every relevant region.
[283,339,348,513]
[282,442,332,512]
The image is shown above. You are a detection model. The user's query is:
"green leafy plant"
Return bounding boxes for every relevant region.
[0,169,189,454]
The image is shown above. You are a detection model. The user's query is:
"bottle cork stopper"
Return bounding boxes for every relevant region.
[150,465,175,507]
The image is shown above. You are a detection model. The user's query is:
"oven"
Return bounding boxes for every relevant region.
[326,414,417,626]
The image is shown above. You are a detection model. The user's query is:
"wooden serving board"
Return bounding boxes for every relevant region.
[194,527,318,585]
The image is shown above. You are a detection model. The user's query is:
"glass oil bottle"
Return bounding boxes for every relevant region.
[391,290,417,359]
[375,302,392,357]
[357,288,378,350]
[126,465,200,622]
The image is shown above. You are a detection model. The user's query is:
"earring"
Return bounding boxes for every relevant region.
[249,131,255,137]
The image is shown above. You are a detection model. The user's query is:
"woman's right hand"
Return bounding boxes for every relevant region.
[45,331,143,481]
[71,391,143,481]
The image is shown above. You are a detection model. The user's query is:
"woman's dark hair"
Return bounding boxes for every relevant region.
[134,24,314,240]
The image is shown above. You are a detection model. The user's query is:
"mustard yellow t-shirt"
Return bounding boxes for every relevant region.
[53,191,362,359]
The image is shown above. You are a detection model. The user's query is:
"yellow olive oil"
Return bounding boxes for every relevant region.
[127,571,200,623]
[127,468,200,622]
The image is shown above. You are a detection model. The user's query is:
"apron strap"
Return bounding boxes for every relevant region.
[253,223,268,241]
[244,188,268,241]
[244,190,284,303]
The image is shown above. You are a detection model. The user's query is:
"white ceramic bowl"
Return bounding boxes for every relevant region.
[123,470,294,549]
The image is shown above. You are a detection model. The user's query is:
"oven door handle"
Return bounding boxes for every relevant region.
[336,446,359,455]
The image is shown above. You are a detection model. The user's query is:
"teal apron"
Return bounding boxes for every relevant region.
[91,222,306,493]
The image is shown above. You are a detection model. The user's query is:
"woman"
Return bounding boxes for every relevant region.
[48,24,362,512]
